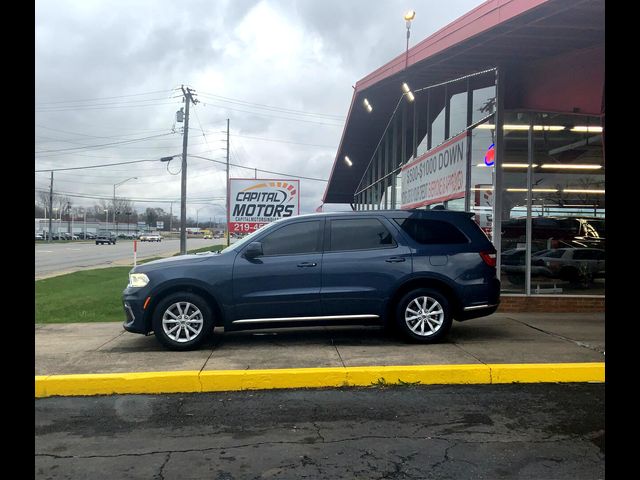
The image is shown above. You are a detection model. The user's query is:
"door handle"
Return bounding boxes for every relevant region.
[385,257,406,263]
[297,262,318,267]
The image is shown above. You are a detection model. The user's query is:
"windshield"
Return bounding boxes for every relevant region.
[220,219,285,254]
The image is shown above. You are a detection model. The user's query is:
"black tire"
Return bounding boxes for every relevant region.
[395,288,452,343]
[96,241,99,245]
[152,292,214,351]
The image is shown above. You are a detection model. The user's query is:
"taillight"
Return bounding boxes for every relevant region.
[479,251,497,267]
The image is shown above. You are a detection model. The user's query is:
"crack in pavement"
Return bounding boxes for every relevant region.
[34,434,572,460]
[156,452,171,480]
[95,330,126,351]
[506,316,604,354]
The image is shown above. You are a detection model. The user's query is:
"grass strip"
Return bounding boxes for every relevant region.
[36,244,224,324]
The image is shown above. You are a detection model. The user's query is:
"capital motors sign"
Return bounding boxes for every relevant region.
[229,178,300,234]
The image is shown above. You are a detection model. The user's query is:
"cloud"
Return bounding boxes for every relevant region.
[35,0,485,218]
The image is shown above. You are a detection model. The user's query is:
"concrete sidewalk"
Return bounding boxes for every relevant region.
[36,312,604,376]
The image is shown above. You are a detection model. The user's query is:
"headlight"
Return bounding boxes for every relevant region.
[128,273,150,288]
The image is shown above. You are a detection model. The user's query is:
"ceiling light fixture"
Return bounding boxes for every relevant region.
[344,156,353,167]
[571,126,603,133]
[541,164,602,170]
[402,82,415,102]
[562,189,605,194]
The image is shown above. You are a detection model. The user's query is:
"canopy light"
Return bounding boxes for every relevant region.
[571,126,603,133]
[363,98,373,113]
[401,83,415,102]
[507,188,558,193]
[476,124,565,131]
[563,189,605,194]
[344,156,353,167]
[541,164,602,170]
[404,10,416,21]
[475,163,539,168]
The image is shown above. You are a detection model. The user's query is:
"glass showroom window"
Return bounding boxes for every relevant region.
[528,113,604,295]
[498,112,532,293]
[496,112,605,296]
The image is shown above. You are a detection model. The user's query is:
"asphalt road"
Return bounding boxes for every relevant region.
[35,384,604,479]
[35,238,226,278]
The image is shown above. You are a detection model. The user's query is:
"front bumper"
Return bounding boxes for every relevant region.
[122,287,152,334]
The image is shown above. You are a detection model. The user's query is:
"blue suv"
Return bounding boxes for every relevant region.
[122,210,500,350]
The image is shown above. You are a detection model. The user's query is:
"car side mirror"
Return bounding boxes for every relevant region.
[244,242,263,258]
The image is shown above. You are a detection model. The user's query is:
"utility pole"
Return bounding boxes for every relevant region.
[226,118,230,247]
[48,171,53,243]
[169,202,173,234]
[179,85,198,255]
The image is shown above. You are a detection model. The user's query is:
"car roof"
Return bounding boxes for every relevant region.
[283,209,474,221]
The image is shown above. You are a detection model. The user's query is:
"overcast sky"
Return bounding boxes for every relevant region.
[35,0,486,221]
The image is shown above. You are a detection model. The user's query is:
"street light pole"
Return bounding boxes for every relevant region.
[404,10,416,69]
[196,206,207,229]
[113,177,137,235]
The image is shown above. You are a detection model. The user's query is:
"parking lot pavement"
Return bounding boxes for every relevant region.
[35,312,605,376]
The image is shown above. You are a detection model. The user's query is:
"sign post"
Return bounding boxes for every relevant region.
[133,240,137,267]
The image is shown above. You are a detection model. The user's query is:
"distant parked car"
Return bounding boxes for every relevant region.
[500,248,553,284]
[35,233,44,241]
[96,230,117,245]
[534,248,605,285]
[140,232,162,242]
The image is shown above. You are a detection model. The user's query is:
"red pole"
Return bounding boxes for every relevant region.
[133,240,137,267]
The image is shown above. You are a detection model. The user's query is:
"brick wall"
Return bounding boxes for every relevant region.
[498,295,605,313]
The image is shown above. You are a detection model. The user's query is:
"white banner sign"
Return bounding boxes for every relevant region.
[229,178,300,234]
[400,132,468,209]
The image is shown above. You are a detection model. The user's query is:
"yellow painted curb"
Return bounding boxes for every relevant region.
[345,364,491,386]
[35,363,605,398]
[489,362,605,384]
[35,371,201,397]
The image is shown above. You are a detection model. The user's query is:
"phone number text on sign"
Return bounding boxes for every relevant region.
[230,222,265,233]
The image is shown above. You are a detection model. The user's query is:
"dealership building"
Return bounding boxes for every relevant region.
[322,0,604,311]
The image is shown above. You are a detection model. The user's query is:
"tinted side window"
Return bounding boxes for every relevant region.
[329,218,396,251]
[393,218,468,244]
[260,221,320,256]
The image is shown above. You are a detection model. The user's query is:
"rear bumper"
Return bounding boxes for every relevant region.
[456,278,500,321]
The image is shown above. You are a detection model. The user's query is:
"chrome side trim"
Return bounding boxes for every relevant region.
[463,304,498,311]
[233,314,380,325]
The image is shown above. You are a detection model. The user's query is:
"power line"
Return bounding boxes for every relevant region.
[199,101,343,127]
[35,89,176,106]
[35,158,167,172]
[188,154,328,182]
[34,132,177,154]
[196,91,344,120]
[35,124,173,140]
[35,188,226,204]
[35,101,182,113]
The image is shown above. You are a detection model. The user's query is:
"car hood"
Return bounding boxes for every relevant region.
[131,251,222,273]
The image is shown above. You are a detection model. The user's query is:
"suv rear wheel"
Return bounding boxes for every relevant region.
[152,292,213,350]
[395,288,452,343]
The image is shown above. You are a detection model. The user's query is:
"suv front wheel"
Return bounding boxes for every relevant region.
[152,292,213,350]
[396,288,452,343]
